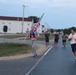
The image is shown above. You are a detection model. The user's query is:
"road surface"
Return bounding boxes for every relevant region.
[27,38,76,75]
[0,36,76,75]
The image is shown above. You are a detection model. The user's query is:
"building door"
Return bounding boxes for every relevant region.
[3,25,8,32]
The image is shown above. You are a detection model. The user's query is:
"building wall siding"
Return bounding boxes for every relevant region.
[0,20,33,33]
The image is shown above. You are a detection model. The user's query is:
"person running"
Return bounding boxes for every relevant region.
[68,29,76,62]
[30,27,38,57]
[62,33,67,47]
[54,32,59,46]
[44,31,50,46]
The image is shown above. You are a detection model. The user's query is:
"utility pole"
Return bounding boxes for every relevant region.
[21,5,29,33]
[21,5,25,33]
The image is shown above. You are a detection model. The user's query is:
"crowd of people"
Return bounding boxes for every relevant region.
[26,27,76,62]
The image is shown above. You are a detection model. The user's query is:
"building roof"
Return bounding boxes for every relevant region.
[0,16,33,22]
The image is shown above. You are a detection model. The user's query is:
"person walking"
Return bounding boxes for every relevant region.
[44,31,50,46]
[26,28,30,37]
[62,33,67,47]
[68,29,76,62]
[30,27,38,57]
[54,32,59,46]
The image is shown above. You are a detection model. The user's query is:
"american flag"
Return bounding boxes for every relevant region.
[32,13,44,30]
[32,23,40,30]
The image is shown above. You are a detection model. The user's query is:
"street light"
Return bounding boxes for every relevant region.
[21,5,29,33]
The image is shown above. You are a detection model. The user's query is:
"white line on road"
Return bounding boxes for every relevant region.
[25,46,53,75]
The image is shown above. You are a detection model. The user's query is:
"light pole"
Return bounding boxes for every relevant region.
[21,5,25,33]
[21,5,28,33]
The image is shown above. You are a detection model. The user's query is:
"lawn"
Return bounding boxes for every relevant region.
[37,35,45,41]
[0,33,54,57]
[26,34,54,41]
[0,34,54,41]
[0,43,31,57]
[0,34,26,39]
[37,34,54,41]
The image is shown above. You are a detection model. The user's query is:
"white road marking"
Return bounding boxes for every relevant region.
[25,46,53,75]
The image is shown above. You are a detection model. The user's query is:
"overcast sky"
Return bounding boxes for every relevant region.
[0,0,76,29]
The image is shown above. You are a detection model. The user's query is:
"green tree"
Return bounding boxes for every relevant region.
[50,29,54,33]
[28,16,39,23]
[63,27,76,34]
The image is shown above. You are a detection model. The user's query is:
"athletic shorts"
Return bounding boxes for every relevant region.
[62,40,66,42]
[71,43,76,52]
[54,39,58,43]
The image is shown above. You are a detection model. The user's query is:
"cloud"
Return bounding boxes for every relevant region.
[0,0,76,8]
[28,0,76,8]
[50,0,76,7]
[0,0,8,3]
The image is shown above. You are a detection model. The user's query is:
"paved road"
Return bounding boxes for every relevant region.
[28,39,76,75]
[0,36,76,75]
[0,56,41,75]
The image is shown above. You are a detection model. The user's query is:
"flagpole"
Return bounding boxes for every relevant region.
[32,13,44,31]
[38,13,44,23]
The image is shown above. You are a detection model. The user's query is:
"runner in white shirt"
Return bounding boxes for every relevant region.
[68,29,76,62]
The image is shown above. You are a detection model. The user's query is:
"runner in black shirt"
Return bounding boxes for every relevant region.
[45,31,50,46]
[54,32,59,46]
